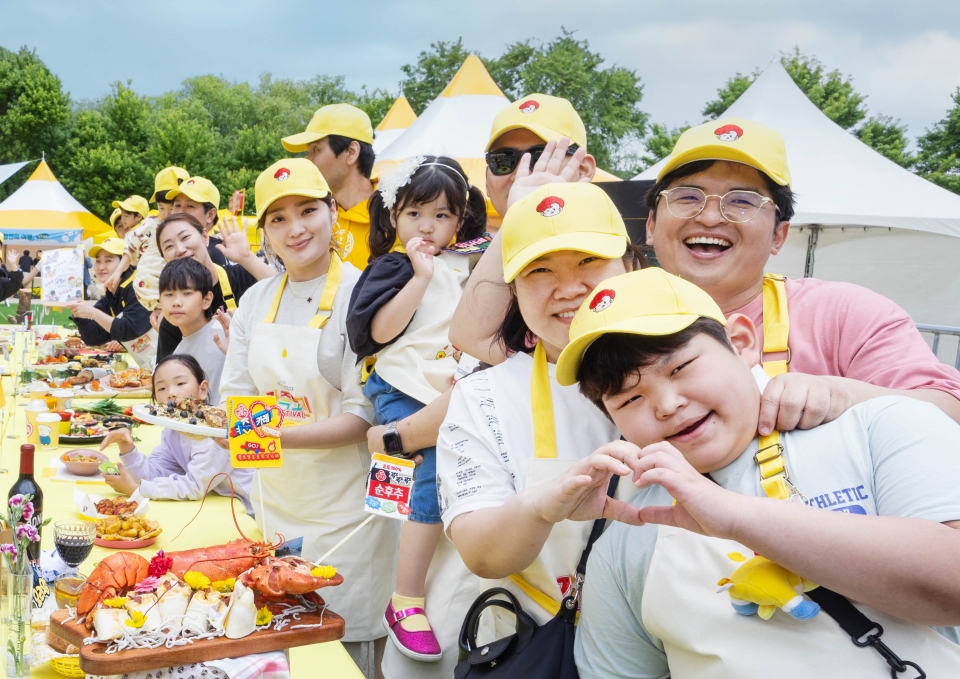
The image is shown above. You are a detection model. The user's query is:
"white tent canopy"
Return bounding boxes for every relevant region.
[0,161,29,187]
[635,62,960,328]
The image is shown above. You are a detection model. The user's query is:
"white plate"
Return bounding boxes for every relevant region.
[26,362,81,371]
[132,404,227,439]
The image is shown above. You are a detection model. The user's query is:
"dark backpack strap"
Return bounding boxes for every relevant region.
[806,587,925,678]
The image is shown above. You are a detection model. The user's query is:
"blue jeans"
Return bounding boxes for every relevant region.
[363,372,441,524]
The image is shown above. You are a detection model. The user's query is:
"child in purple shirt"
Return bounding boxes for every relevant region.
[100,354,253,514]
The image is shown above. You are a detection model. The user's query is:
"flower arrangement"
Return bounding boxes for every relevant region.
[2,494,48,678]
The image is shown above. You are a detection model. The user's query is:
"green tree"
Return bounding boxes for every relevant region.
[915,88,960,194]
[855,115,915,168]
[702,71,757,121]
[638,123,690,169]
[0,46,71,164]
[401,39,473,114]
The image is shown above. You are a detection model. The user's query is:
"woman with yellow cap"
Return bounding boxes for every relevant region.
[218,158,400,678]
[67,238,157,367]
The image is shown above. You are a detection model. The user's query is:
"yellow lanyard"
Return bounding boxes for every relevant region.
[530,341,558,459]
[262,252,343,329]
[215,265,237,311]
[756,273,795,501]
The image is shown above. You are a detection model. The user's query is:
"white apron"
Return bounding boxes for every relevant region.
[246,263,399,642]
[113,279,158,369]
[485,347,626,626]
[643,525,960,678]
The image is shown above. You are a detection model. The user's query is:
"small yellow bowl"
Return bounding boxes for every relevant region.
[50,656,84,678]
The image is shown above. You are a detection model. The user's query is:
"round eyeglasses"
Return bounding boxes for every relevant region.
[658,187,779,223]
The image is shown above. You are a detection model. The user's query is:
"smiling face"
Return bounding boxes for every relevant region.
[601,316,762,473]
[153,360,209,404]
[647,161,789,312]
[262,194,336,281]
[158,220,211,264]
[393,196,461,251]
[514,250,629,362]
[94,252,122,283]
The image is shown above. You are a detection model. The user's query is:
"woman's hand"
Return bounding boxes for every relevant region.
[212,309,232,355]
[100,427,135,455]
[506,137,589,212]
[632,442,747,539]
[5,248,20,272]
[406,237,436,280]
[758,373,854,436]
[528,441,645,526]
[66,301,99,320]
[103,340,123,352]
[215,215,254,264]
[101,462,139,496]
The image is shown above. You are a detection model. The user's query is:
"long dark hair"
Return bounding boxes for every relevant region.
[367,156,486,262]
[493,244,648,356]
[151,353,208,404]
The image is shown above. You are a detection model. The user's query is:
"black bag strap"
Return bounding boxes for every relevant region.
[575,475,620,579]
[806,587,925,678]
[457,587,538,662]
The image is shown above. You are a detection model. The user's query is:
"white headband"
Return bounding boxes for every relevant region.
[379,155,470,209]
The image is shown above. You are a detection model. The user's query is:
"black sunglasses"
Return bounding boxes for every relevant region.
[484,143,580,176]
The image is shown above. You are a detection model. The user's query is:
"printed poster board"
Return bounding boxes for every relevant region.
[39,247,84,306]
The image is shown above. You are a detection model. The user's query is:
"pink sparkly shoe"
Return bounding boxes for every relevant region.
[383,600,442,662]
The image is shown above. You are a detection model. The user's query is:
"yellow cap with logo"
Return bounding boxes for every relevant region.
[108,208,122,229]
[255,158,332,220]
[501,182,628,284]
[151,166,190,202]
[281,104,375,153]
[165,176,221,208]
[111,195,149,218]
[89,238,126,258]
[486,94,588,151]
[657,117,791,187]
[556,268,726,386]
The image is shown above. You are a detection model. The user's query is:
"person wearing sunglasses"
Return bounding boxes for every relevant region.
[483,93,597,220]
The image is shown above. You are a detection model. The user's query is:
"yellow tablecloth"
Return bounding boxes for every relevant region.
[0,329,363,678]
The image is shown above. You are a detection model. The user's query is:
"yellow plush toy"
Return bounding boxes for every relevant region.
[717,552,820,621]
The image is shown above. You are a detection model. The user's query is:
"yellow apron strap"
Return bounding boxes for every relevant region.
[755,431,793,501]
[761,273,789,378]
[307,252,342,330]
[262,253,343,328]
[215,265,237,311]
[530,341,558,459]
[508,574,561,616]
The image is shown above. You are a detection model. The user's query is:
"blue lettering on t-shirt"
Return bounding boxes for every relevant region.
[804,487,870,512]
[855,485,869,500]
[832,505,867,515]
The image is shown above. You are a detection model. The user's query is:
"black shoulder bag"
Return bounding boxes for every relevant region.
[454,476,618,679]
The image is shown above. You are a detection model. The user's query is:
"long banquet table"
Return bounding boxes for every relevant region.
[0,328,362,678]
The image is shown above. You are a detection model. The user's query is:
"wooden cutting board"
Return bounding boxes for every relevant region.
[51,605,345,675]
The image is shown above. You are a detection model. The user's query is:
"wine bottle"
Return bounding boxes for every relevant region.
[9,444,42,563]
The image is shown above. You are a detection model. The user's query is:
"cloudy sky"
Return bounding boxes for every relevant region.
[2,0,959,142]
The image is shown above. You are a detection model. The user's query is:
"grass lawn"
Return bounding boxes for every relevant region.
[0,302,77,328]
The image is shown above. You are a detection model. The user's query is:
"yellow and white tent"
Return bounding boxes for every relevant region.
[373,97,417,154]
[0,161,112,245]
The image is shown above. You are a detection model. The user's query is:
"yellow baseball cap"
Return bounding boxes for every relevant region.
[281,103,375,153]
[657,117,791,187]
[255,158,332,219]
[486,94,588,152]
[89,238,126,258]
[111,195,149,218]
[108,208,122,228]
[556,268,726,386]
[501,183,628,283]
[165,176,221,208]
[151,166,190,202]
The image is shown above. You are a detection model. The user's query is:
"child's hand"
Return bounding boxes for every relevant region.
[104,269,123,294]
[100,427,136,455]
[506,138,589,211]
[149,308,163,333]
[212,309,232,355]
[102,462,139,496]
[528,441,644,526]
[632,442,747,539]
[758,373,854,436]
[104,340,123,352]
[406,237,436,281]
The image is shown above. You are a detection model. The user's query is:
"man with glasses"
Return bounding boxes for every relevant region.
[484,93,597,219]
[454,116,960,428]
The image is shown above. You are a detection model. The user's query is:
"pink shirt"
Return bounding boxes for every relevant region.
[733,277,960,400]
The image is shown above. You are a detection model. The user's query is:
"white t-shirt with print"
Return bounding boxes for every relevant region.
[575,396,960,679]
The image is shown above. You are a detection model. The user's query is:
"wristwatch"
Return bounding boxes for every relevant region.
[382,421,404,456]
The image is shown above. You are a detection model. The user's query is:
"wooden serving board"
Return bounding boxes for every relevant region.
[51,605,345,675]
